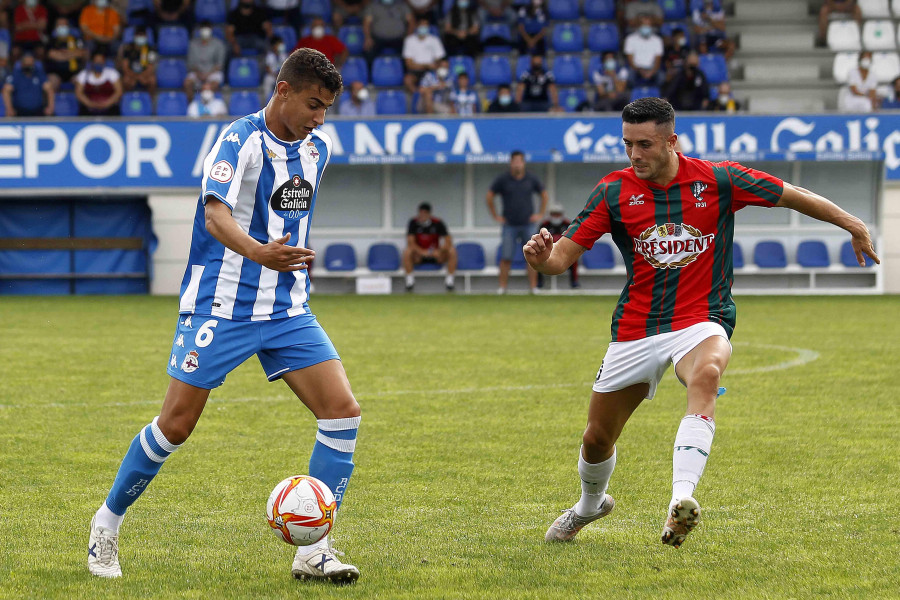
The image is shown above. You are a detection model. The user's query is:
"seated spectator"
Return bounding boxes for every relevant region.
[118,25,157,94]
[339,80,376,115]
[2,52,55,116]
[333,0,369,28]
[443,0,480,57]
[881,76,900,109]
[709,81,740,112]
[227,0,272,58]
[0,42,9,82]
[450,71,477,115]
[407,0,438,24]
[691,0,734,61]
[817,0,861,47]
[402,17,445,94]
[480,0,514,24]
[624,15,663,88]
[537,204,578,289]
[516,0,547,56]
[516,53,559,112]
[46,17,87,91]
[487,83,519,113]
[418,57,452,114]
[13,0,48,60]
[663,28,690,78]
[585,52,630,112]
[78,0,121,53]
[403,202,457,292]
[839,51,879,112]
[266,0,302,31]
[622,0,663,29]
[263,35,288,92]
[187,81,227,116]
[74,49,121,115]
[363,0,412,64]
[663,50,709,111]
[296,17,348,67]
[153,0,191,27]
[185,21,227,97]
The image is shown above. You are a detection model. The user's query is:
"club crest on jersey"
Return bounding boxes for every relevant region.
[633,222,715,269]
[691,181,707,203]
[270,175,313,214]
[181,350,200,373]
[305,141,320,163]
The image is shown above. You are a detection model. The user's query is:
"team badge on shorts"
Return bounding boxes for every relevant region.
[181,350,200,373]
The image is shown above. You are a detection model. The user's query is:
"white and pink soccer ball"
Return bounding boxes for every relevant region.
[266,475,336,546]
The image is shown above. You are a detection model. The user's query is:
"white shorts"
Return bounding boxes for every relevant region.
[592,322,731,400]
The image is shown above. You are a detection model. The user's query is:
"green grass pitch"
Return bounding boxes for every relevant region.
[1,294,898,599]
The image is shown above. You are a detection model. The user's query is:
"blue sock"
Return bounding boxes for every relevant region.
[104,417,181,517]
[308,416,359,510]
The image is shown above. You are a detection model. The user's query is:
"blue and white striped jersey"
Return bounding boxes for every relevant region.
[178,110,332,321]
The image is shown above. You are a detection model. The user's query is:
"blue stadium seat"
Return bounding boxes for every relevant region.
[551,23,584,53]
[660,0,687,20]
[584,0,616,20]
[515,55,532,79]
[324,243,356,271]
[548,0,579,20]
[495,245,527,269]
[121,26,155,45]
[156,91,188,115]
[754,240,787,268]
[552,54,584,85]
[559,87,587,112]
[156,58,187,88]
[449,55,476,81]
[587,55,604,78]
[54,92,79,116]
[733,241,744,268]
[157,25,190,56]
[456,242,485,271]
[479,55,511,86]
[375,90,407,114]
[228,58,261,87]
[840,240,875,267]
[273,25,298,52]
[582,243,615,269]
[698,53,728,84]
[339,25,364,55]
[796,240,830,268]
[690,0,721,11]
[660,21,690,40]
[229,90,261,115]
[194,0,227,23]
[631,86,661,100]
[341,56,368,84]
[481,23,513,52]
[120,91,153,116]
[587,23,620,53]
[125,0,153,25]
[301,0,331,19]
[372,56,404,87]
[367,243,400,271]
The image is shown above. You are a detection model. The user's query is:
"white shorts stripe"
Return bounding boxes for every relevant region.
[315,431,357,453]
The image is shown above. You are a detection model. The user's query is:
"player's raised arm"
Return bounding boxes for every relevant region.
[523,228,586,275]
[777,182,880,266]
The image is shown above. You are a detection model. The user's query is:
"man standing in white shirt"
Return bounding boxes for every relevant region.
[623,15,663,88]
[402,17,445,93]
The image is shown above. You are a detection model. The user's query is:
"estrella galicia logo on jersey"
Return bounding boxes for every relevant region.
[270,175,313,213]
[305,141,320,163]
[181,350,200,373]
[633,223,715,269]
[691,181,707,203]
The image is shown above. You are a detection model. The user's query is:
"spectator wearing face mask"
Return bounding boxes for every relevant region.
[662,28,690,78]
[663,50,709,111]
[516,53,559,113]
[118,25,157,94]
[402,16,445,94]
[516,0,547,56]
[185,20,227,98]
[78,0,121,52]
[74,49,122,115]
[2,52,55,116]
[585,52,630,112]
[450,71,478,115]
[46,16,87,91]
[339,80,375,116]
[187,81,227,116]
[263,35,288,92]
[363,0,413,65]
[296,17,348,67]
[153,0,192,27]
[624,15,663,88]
[487,84,519,113]
[333,0,369,29]
[537,204,579,289]
[839,51,879,112]
[226,0,272,58]
[418,57,453,114]
[266,0,302,31]
[708,81,739,113]
[13,0,48,59]
[443,0,480,57]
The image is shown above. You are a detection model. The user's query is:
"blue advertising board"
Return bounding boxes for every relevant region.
[0,113,896,190]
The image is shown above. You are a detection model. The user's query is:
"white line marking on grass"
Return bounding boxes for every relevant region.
[728,342,820,375]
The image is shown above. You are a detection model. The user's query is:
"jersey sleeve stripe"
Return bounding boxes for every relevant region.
[727,167,782,204]
[564,182,607,240]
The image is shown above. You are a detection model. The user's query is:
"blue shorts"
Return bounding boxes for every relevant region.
[500,224,535,261]
[165,313,340,390]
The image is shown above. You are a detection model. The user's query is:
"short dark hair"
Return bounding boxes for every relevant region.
[622,97,675,129]
[418,202,432,212]
[277,48,343,95]
[511,150,525,160]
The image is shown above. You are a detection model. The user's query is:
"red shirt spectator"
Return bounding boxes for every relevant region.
[295,18,347,66]
[14,0,48,46]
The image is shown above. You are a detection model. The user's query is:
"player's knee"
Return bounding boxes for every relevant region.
[692,362,723,389]
[156,417,195,445]
[334,396,361,419]
[582,422,614,455]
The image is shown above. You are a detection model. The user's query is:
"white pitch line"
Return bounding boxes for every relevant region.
[728,342,820,375]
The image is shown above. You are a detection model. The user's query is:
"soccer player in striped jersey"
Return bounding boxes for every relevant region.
[88,49,362,584]
[531,98,879,548]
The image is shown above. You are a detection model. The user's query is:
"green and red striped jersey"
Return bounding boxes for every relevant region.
[564,153,783,342]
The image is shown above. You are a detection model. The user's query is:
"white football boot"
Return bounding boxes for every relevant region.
[87,516,122,578]
[661,496,701,549]
[545,494,615,542]
[291,537,359,584]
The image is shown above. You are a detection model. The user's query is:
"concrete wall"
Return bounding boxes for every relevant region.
[882,182,900,293]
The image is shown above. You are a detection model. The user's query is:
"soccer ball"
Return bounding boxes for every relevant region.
[266,475,336,546]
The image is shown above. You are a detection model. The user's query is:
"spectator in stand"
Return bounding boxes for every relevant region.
[406,0,438,24]
[480,0,513,24]
[74,48,121,115]
[487,83,519,113]
[118,25,157,94]
[226,0,272,58]
[624,15,663,88]
[516,0,547,56]
[153,0,191,27]
[691,0,734,61]
[46,17,87,91]
[78,0,121,52]
[363,0,413,64]
[708,81,739,112]
[402,16,444,94]
[817,0,861,47]
[443,0,480,57]
[664,50,709,111]
[13,0,48,59]
[185,20,227,98]
[450,71,477,115]
[622,0,663,29]
[0,42,10,83]
[881,76,900,109]
[266,0,302,31]
[663,27,690,78]
[516,52,559,112]
[296,17,348,67]
[537,204,578,289]
[584,51,630,112]
[339,79,375,115]
[47,0,87,30]
[418,56,452,114]
[263,35,288,92]
[840,51,879,112]
[333,0,369,28]
[2,52,54,115]
[187,80,227,116]
[402,202,457,292]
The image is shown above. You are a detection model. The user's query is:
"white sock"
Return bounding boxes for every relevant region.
[405,274,414,286]
[574,445,616,517]
[671,414,715,507]
[445,274,454,286]
[95,501,125,533]
[304,534,330,554]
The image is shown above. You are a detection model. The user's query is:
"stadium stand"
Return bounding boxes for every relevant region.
[339,26,364,55]
[156,91,189,116]
[456,243,486,271]
[157,59,188,89]
[228,58,261,88]
[754,241,788,269]
[733,242,745,269]
[371,56,404,88]
[367,243,401,272]
[324,244,357,271]
[158,25,190,57]
[581,243,616,270]
[120,91,154,116]
[341,56,369,85]
[797,240,831,267]
[54,93,79,117]
[841,240,876,267]
[375,90,408,115]
[228,91,262,116]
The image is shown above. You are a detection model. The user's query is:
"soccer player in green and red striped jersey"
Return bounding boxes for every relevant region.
[530,98,879,549]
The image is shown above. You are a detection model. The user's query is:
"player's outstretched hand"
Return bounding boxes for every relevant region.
[523,228,554,266]
[252,233,316,272]
[850,221,880,267]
